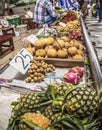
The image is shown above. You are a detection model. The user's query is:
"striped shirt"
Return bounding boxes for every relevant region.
[34,0,61,25]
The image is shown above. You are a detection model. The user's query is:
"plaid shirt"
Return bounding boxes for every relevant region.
[58,0,79,10]
[34,0,61,25]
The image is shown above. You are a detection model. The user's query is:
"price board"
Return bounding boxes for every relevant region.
[9,48,33,74]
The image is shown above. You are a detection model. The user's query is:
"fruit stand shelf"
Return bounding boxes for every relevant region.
[34,57,84,67]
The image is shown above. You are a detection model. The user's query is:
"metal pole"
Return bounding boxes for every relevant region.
[80,16,102,91]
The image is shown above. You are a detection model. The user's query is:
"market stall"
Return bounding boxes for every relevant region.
[0,9,102,130]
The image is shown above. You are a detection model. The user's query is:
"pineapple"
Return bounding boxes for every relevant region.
[54,82,74,97]
[17,92,40,110]
[19,112,50,130]
[13,90,51,112]
[64,86,99,118]
[44,105,63,124]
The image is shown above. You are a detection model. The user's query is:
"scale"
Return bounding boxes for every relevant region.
[1,19,9,28]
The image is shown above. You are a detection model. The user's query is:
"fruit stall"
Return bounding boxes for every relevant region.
[0,11,102,130]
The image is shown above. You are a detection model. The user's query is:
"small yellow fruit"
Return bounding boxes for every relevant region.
[70,40,79,48]
[34,38,45,49]
[47,48,57,58]
[44,45,54,52]
[35,49,46,57]
[64,42,71,48]
[73,54,83,60]
[57,49,68,58]
[77,49,83,55]
[79,43,83,50]
[68,47,78,56]
[54,39,65,49]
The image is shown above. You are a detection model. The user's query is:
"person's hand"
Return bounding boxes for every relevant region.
[61,12,68,16]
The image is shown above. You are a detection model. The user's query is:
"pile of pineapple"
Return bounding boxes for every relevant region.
[7,82,102,130]
[26,36,83,60]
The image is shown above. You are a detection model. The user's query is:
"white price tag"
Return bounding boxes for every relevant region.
[9,48,33,74]
[59,22,66,27]
[27,34,38,44]
[19,48,33,62]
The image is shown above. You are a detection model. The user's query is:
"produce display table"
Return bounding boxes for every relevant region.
[2,27,15,36]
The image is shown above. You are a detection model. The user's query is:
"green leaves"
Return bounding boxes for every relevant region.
[50,113,101,130]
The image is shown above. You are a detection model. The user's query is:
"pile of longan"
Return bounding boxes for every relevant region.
[25,60,55,83]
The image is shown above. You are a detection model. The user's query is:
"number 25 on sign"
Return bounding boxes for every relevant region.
[9,48,33,74]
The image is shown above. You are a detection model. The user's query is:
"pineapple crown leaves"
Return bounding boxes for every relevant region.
[46,83,61,102]
[50,114,81,129]
[46,83,67,107]
[47,83,56,100]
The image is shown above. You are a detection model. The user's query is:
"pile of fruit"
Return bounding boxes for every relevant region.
[69,31,83,41]
[7,82,102,130]
[61,10,78,23]
[31,36,83,60]
[25,60,55,83]
[63,66,84,85]
[57,20,81,36]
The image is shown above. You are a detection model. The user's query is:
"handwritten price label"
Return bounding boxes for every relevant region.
[9,48,33,74]
[59,22,66,27]
[27,34,38,44]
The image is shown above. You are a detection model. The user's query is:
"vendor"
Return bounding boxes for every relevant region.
[81,0,90,17]
[58,0,79,10]
[33,0,67,26]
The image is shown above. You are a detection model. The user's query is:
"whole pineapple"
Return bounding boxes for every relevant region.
[19,112,50,130]
[17,92,41,110]
[13,91,51,112]
[64,86,99,118]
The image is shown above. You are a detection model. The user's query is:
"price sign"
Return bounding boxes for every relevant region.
[59,22,66,27]
[10,48,33,74]
[27,34,38,44]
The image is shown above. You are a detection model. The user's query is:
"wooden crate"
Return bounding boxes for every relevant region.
[34,57,84,67]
